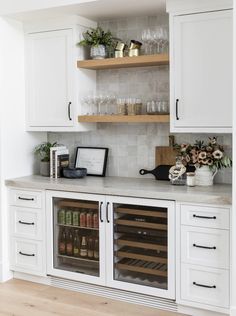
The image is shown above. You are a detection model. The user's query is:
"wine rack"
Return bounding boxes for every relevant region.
[113,204,168,289]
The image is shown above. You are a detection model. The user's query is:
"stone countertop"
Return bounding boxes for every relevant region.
[5,175,232,205]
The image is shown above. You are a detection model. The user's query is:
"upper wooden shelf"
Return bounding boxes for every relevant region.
[78,115,170,123]
[77,54,169,70]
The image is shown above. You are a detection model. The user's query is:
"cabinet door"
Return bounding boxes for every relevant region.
[46,191,106,286]
[106,196,175,299]
[171,10,232,132]
[26,29,74,127]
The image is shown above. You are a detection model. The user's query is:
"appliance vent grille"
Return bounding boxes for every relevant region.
[50,277,177,312]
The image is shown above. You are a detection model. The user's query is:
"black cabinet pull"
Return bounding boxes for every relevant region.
[99,202,104,223]
[193,243,216,250]
[193,214,216,220]
[19,220,35,226]
[193,282,216,289]
[106,202,110,223]
[19,251,35,257]
[18,197,34,201]
[68,102,72,121]
[176,99,180,120]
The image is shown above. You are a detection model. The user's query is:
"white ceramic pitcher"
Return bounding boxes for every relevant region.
[195,166,217,186]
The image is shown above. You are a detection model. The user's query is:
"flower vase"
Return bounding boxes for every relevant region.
[195,166,217,186]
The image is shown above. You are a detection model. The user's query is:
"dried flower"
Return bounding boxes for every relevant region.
[198,151,207,159]
[212,150,223,160]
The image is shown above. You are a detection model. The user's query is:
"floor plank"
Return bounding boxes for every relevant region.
[0,279,184,316]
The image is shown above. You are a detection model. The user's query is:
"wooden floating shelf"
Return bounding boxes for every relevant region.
[78,115,170,123]
[77,54,169,70]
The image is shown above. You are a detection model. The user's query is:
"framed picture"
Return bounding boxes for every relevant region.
[75,147,109,177]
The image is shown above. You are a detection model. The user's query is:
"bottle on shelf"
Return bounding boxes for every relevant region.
[65,209,73,225]
[58,209,65,225]
[93,212,99,229]
[80,211,86,227]
[66,229,73,256]
[58,228,66,255]
[73,230,80,257]
[80,236,88,257]
[86,212,92,228]
[87,237,94,259]
[94,237,99,260]
[72,210,80,226]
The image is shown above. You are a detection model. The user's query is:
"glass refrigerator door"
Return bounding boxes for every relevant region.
[53,197,100,277]
[113,203,168,290]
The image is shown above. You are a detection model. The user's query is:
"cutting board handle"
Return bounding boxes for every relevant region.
[169,135,175,147]
[139,169,149,175]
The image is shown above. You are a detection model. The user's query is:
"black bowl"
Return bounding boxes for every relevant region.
[62,167,87,179]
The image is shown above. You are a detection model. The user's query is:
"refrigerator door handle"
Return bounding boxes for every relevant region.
[106,202,110,223]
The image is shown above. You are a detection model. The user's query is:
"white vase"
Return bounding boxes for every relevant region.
[195,166,217,186]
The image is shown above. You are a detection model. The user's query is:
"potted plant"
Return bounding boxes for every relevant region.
[34,142,57,177]
[78,26,116,60]
[174,137,232,186]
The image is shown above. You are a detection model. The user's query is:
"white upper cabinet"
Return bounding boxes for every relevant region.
[169,9,232,133]
[26,29,74,128]
[25,17,97,132]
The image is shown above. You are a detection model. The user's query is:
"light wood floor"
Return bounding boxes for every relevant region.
[0,279,184,316]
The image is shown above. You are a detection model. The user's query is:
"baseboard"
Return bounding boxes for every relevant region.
[178,305,229,316]
[13,272,50,285]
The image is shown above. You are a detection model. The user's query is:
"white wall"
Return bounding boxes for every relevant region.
[0,17,46,281]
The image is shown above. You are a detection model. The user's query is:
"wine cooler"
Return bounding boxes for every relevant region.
[106,196,175,299]
[47,191,175,298]
[46,191,106,285]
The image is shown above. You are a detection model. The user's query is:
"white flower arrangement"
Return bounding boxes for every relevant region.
[174,137,232,171]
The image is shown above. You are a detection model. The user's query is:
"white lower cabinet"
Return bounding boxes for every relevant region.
[46,191,175,299]
[178,203,231,312]
[9,188,46,276]
[181,264,229,308]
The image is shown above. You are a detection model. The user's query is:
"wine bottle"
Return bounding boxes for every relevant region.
[58,228,66,255]
[80,236,88,257]
[73,230,80,257]
[94,237,99,260]
[66,230,73,256]
[87,237,94,259]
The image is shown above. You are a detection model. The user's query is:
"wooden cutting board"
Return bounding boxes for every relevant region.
[155,136,177,166]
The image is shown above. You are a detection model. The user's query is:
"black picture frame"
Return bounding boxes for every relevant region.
[74,147,109,177]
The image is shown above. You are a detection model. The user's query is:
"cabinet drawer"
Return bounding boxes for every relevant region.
[10,189,43,209]
[181,226,229,269]
[181,204,230,229]
[10,238,45,275]
[10,207,43,240]
[181,264,229,308]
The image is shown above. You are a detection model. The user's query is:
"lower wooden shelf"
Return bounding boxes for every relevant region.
[78,115,170,123]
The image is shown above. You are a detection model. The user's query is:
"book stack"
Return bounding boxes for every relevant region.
[50,146,69,179]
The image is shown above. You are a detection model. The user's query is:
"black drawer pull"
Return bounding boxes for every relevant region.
[193,282,216,289]
[18,197,34,201]
[19,220,35,226]
[106,202,110,223]
[193,243,216,250]
[19,251,35,257]
[99,202,104,223]
[176,99,180,120]
[193,214,216,220]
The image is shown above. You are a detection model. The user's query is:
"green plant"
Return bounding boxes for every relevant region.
[78,26,115,47]
[174,137,232,171]
[34,142,57,162]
